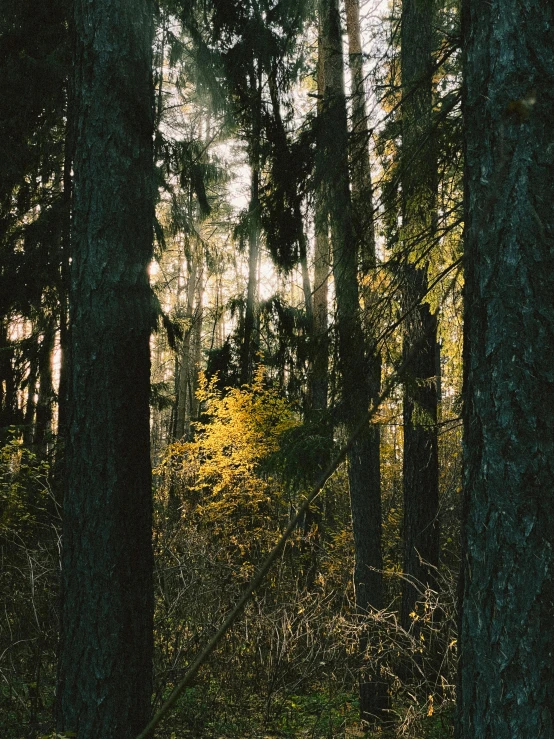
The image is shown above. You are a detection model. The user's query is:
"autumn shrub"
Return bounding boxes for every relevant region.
[155,369,301,573]
[151,373,458,737]
[152,372,360,731]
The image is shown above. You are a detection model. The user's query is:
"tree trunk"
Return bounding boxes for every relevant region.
[34,321,55,454]
[23,341,38,447]
[56,0,154,735]
[299,231,314,328]
[344,0,376,272]
[0,321,20,436]
[187,258,204,431]
[400,0,440,630]
[240,69,262,387]
[307,23,330,416]
[344,0,383,605]
[175,250,198,439]
[214,277,224,351]
[309,218,330,414]
[57,83,73,446]
[458,1,554,736]
[240,162,260,386]
[303,42,328,545]
[319,0,387,721]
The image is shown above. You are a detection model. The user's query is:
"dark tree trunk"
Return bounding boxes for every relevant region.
[302,36,330,552]
[345,0,383,597]
[34,321,55,454]
[400,0,440,630]
[239,164,260,386]
[458,1,554,737]
[58,268,70,443]
[309,214,329,414]
[57,91,73,445]
[319,0,387,721]
[23,342,38,447]
[307,25,330,416]
[401,292,440,625]
[188,258,204,429]
[0,322,20,435]
[344,0,376,273]
[299,232,314,327]
[175,249,198,439]
[239,71,262,387]
[56,0,155,735]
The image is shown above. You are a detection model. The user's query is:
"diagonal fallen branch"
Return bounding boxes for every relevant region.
[136,361,407,739]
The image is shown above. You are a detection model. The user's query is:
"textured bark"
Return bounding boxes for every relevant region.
[400,0,440,630]
[319,0,386,720]
[344,0,376,272]
[56,0,155,735]
[458,1,554,737]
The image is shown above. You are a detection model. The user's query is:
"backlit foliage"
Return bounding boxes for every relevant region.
[156,368,300,573]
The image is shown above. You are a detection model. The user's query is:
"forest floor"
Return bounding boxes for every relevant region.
[1,678,454,739]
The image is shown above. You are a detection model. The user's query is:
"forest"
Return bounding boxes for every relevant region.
[0,0,552,737]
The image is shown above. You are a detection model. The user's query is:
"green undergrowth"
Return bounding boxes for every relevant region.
[153,683,454,738]
[0,685,454,739]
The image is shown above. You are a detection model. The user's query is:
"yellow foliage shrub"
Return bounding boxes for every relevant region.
[156,369,300,573]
